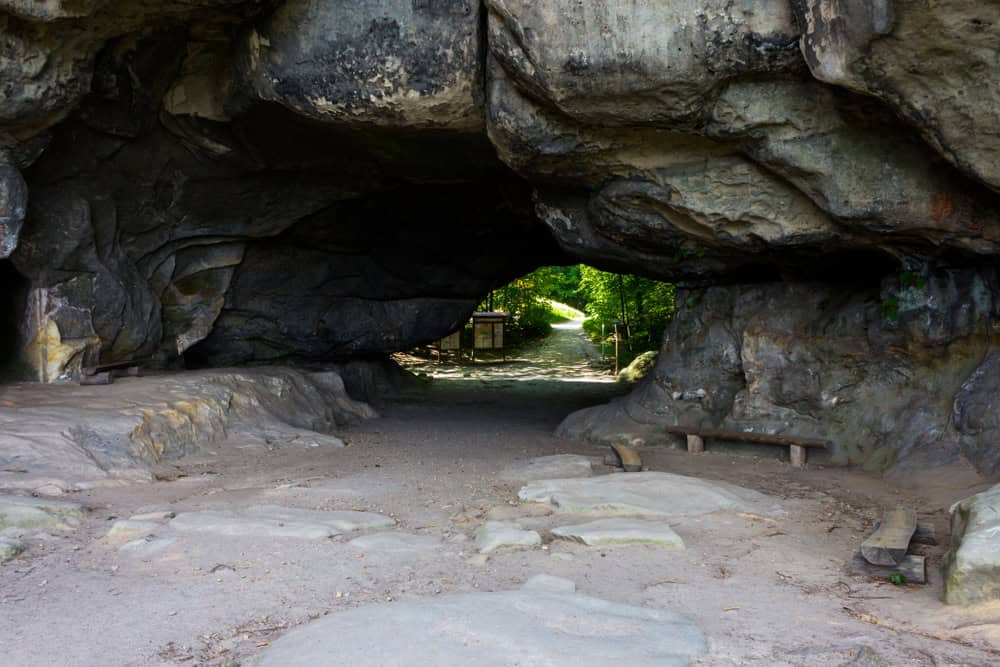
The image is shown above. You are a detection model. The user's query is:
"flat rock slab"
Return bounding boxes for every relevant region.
[169,506,394,540]
[552,518,685,548]
[475,521,542,554]
[498,455,594,481]
[518,472,782,518]
[0,495,85,531]
[348,532,440,554]
[257,590,706,667]
[0,537,25,562]
[106,520,161,544]
[944,483,1000,605]
[522,574,577,593]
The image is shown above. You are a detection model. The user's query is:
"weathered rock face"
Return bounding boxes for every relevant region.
[794,0,1000,192]
[0,367,376,493]
[238,0,484,131]
[560,267,1000,474]
[0,1,998,474]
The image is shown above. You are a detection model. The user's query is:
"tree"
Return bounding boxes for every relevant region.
[578,266,675,355]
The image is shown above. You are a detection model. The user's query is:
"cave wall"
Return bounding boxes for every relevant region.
[0,1,998,473]
[559,267,1000,473]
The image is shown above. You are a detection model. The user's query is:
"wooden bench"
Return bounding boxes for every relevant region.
[664,426,829,468]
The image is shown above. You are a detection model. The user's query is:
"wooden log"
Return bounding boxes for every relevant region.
[686,434,704,454]
[80,372,113,386]
[664,426,829,449]
[861,507,917,566]
[847,551,926,584]
[110,366,142,378]
[789,444,807,467]
[610,443,642,472]
[911,522,938,546]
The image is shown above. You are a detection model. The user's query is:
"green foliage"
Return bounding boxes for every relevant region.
[578,266,675,354]
[481,265,675,353]
[479,267,583,342]
[899,271,927,290]
[881,296,900,321]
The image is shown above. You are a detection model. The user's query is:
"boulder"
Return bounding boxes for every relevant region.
[944,484,1000,606]
[0,368,375,493]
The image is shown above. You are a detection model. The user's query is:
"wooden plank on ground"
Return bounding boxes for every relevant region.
[861,507,917,566]
[847,551,926,584]
[664,426,829,449]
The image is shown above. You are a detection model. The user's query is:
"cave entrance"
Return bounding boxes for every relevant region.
[393,264,675,387]
[0,259,28,380]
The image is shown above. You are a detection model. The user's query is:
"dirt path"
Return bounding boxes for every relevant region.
[1,328,998,666]
[400,318,612,381]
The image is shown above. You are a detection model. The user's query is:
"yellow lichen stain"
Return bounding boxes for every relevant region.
[27,320,99,383]
[130,398,229,463]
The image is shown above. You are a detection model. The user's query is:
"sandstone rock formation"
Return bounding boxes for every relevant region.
[0,1,997,475]
[944,483,1000,605]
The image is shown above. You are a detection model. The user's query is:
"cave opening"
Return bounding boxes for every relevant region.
[0,259,28,380]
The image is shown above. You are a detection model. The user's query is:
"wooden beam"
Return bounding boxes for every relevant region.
[789,444,807,468]
[665,426,829,449]
[847,551,926,584]
[861,507,917,566]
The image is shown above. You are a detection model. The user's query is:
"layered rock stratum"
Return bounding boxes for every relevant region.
[0,0,997,474]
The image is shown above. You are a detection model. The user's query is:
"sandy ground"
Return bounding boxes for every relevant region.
[2,321,999,666]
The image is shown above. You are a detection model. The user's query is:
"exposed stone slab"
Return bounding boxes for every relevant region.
[0,536,25,562]
[944,483,1000,605]
[521,574,577,593]
[0,368,375,493]
[169,506,394,540]
[258,590,706,667]
[0,495,85,531]
[518,472,782,518]
[552,518,685,549]
[475,521,542,554]
[498,455,594,482]
[348,532,440,555]
[106,520,160,544]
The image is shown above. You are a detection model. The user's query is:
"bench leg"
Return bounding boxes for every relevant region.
[789,445,806,468]
[687,435,704,454]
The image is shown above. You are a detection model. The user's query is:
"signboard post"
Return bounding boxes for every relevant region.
[471,312,507,362]
[435,330,462,363]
